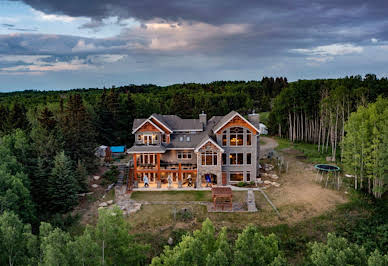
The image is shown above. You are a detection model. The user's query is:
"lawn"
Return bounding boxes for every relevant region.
[131,191,248,203]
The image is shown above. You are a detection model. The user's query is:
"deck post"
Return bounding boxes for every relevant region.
[133,153,138,188]
[178,163,182,188]
[157,153,161,188]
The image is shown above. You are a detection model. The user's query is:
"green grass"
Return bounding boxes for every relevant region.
[274,137,336,164]
[274,137,293,151]
[131,191,213,201]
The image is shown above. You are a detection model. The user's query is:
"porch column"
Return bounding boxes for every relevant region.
[133,153,138,188]
[156,153,161,188]
[178,163,182,188]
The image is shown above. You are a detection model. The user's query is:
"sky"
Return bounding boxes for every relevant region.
[1,0,388,91]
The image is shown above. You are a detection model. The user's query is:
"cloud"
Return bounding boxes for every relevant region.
[31,8,78,23]
[292,43,364,63]
[371,38,378,43]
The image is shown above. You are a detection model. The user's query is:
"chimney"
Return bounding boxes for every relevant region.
[248,110,260,124]
[199,111,207,127]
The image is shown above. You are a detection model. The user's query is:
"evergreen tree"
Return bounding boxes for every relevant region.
[61,94,97,170]
[47,151,79,214]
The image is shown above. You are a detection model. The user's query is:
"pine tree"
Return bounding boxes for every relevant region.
[61,94,97,170]
[47,151,79,213]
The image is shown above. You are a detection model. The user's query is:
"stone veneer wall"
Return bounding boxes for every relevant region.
[195,142,223,187]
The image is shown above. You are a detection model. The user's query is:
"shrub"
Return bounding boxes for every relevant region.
[102,166,120,184]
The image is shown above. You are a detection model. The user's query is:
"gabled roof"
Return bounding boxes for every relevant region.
[132,114,203,133]
[194,136,224,153]
[131,118,165,134]
[212,111,260,134]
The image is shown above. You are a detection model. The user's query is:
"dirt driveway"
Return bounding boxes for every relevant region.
[260,136,278,158]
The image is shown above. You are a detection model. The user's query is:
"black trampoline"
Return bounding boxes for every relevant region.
[314,164,340,172]
[314,164,341,189]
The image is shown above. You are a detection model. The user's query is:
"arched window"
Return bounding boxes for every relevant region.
[230,127,243,146]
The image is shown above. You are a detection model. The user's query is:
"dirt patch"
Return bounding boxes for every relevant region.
[264,150,348,224]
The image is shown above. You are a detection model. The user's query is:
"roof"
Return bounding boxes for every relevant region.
[110,146,125,153]
[212,111,260,134]
[126,145,166,154]
[132,114,203,132]
[194,136,224,153]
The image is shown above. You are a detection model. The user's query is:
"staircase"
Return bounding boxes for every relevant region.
[116,164,129,186]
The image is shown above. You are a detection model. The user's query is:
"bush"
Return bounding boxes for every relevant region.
[237,181,247,187]
[102,166,120,184]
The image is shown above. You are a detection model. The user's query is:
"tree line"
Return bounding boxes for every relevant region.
[269,74,388,161]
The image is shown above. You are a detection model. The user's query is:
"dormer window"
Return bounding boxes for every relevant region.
[186,136,191,142]
[179,136,184,142]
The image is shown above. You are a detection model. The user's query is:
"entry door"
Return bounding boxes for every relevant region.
[222,172,227,186]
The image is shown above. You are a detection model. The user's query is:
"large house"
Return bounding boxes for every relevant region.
[127,110,261,189]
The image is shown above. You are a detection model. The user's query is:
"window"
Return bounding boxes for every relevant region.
[230,172,243,182]
[247,153,251,164]
[179,136,184,142]
[230,153,244,165]
[162,134,166,143]
[246,172,251,182]
[137,135,142,141]
[201,151,217,165]
[222,133,227,146]
[246,131,252,146]
[222,153,227,165]
[186,136,191,142]
[230,127,244,146]
[178,151,192,160]
[154,134,158,141]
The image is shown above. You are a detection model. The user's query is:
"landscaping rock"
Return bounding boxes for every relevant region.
[93,175,100,180]
[264,180,272,185]
[271,174,279,180]
[168,237,174,245]
[107,200,114,205]
[272,182,280,187]
[92,184,99,188]
[99,202,108,207]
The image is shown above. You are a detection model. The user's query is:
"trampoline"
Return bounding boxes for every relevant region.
[314,164,340,172]
[314,164,341,189]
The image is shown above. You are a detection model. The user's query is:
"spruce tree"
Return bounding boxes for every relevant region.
[47,151,79,214]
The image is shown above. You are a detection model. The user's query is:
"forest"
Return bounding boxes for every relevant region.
[0,75,387,265]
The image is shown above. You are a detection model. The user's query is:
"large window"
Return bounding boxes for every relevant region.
[222,153,226,165]
[229,153,243,165]
[246,130,252,146]
[230,172,243,182]
[177,151,192,160]
[246,172,251,182]
[230,127,243,146]
[246,153,251,165]
[201,151,217,165]
[222,133,227,146]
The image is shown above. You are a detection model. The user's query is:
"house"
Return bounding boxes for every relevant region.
[127,110,260,188]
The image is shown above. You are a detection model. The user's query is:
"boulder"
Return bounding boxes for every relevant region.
[99,202,108,207]
[107,200,114,205]
[168,237,174,245]
[92,184,99,188]
[93,175,100,180]
[264,180,272,185]
[271,174,279,180]
[272,182,280,187]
